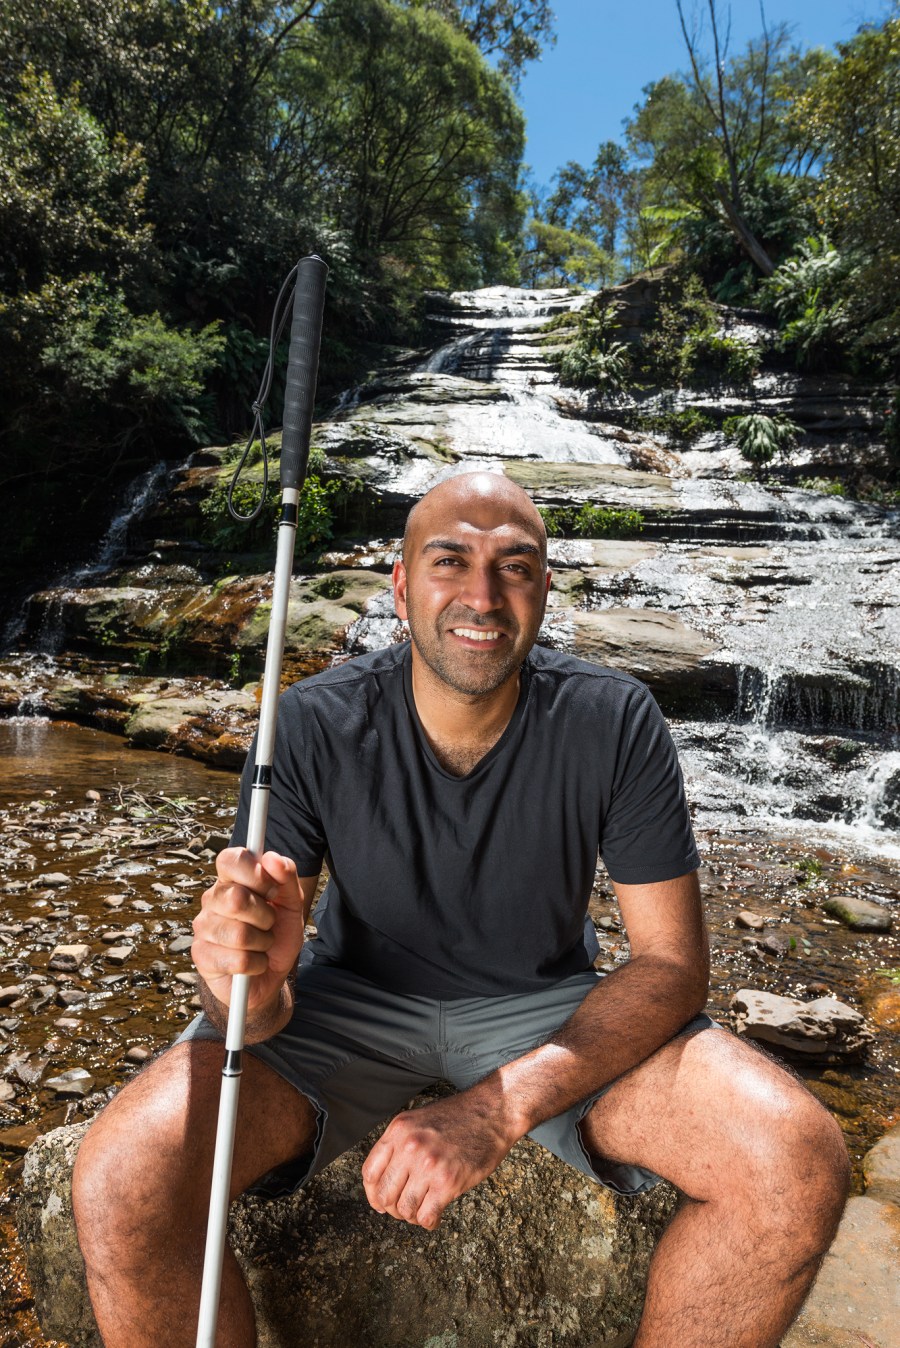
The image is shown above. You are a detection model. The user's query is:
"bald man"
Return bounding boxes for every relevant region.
[73,474,849,1348]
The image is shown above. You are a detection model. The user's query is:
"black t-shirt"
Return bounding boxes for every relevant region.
[230,642,700,999]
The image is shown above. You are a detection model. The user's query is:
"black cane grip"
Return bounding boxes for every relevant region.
[280,255,328,491]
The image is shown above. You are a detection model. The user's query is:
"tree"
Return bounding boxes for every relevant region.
[626,2,823,278]
[795,15,900,359]
[519,219,613,288]
[419,1,555,84]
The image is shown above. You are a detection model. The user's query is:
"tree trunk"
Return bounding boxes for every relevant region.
[714,183,775,277]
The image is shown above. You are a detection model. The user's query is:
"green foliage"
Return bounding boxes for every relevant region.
[722,413,801,469]
[688,332,761,383]
[551,303,632,393]
[794,17,900,359]
[199,468,364,554]
[635,408,716,443]
[795,855,824,886]
[520,219,613,289]
[641,272,716,385]
[795,476,846,497]
[538,504,643,538]
[762,237,850,369]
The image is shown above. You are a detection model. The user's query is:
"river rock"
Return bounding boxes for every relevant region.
[167,935,193,955]
[0,984,25,1005]
[862,1124,900,1204]
[44,1069,95,1099]
[821,896,893,932]
[104,945,134,965]
[730,989,873,1062]
[735,910,766,930]
[35,874,72,888]
[19,1116,678,1348]
[48,945,91,973]
[0,1080,17,1103]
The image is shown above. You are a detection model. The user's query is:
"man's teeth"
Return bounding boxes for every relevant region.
[452,628,503,641]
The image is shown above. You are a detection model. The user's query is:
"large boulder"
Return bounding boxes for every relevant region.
[19,1113,678,1348]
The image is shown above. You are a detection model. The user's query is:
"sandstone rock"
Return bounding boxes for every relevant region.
[167,935,193,954]
[0,1080,17,1103]
[124,1046,152,1065]
[736,910,766,930]
[104,945,134,965]
[48,944,91,973]
[44,1069,95,1099]
[19,1116,677,1348]
[822,896,893,932]
[862,1124,900,1205]
[730,989,873,1062]
[36,873,72,888]
[0,984,24,1005]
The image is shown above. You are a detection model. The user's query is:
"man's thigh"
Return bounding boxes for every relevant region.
[75,1039,318,1211]
[580,1020,844,1204]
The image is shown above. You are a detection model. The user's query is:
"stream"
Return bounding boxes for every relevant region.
[1,284,898,1346]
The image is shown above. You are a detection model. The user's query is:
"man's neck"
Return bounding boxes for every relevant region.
[409,646,522,752]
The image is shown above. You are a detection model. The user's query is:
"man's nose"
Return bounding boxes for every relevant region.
[460,565,503,613]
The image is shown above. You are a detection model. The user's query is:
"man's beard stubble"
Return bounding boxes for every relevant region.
[404,600,537,697]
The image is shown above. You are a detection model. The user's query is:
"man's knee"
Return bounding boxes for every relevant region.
[73,1042,222,1257]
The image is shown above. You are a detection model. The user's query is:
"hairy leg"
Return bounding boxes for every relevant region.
[581,1025,850,1348]
[72,1041,317,1348]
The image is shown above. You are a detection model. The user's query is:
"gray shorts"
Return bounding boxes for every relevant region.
[176,962,717,1199]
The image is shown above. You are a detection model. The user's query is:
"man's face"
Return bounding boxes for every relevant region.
[393,490,551,697]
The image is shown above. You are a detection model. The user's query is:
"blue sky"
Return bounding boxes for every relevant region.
[519,0,894,190]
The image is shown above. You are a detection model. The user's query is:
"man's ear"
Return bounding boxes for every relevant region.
[392,558,409,620]
[545,568,552,596]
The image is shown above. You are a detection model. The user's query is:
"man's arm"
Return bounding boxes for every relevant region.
[192,846,321,1044]
[362,870,709,1228]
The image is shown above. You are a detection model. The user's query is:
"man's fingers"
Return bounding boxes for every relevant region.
[214,847,302,909]
[191,937,269,980]
[203,882,276,929]
[414,1194,444,1230]
[361,1137,392,1194]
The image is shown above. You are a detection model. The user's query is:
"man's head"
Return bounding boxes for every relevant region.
[393,472,550,697]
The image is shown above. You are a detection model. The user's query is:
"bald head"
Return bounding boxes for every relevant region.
[401,473,547,568]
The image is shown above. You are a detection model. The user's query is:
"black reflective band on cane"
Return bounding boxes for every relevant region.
[252,765,272,788]
[279,502,298,527]
[223,1050,242,1078]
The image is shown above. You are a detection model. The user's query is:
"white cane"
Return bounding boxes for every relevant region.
[195,254,328,1347]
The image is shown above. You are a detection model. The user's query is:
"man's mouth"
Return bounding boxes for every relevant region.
[449,627,506,644]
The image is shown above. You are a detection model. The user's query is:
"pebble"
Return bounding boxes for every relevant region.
[85,790,101,802]
[125,1046,152,1065]
[0,1081,17,1103]
[53,1018,83,1031]
[150,883,177,899]
[0,985,24,1006]
[188,995,203,1010]
[204,833,231,854]
[131,900,153,912]
[100,930,123,943]
[167,935,193,955]
[48,944,91,973]
[175,972,198,986]
[102,896,126,909]
[44,1068,95,1098]
[149,961,171,981]
[34,873,71,888]
[105,945,134,965]
[736,910,767,930]
[56,989,88,1008]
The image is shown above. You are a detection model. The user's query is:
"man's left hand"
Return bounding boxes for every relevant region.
[361,1091,518,1229]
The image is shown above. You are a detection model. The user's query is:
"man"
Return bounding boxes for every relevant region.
[73,472,850,1347]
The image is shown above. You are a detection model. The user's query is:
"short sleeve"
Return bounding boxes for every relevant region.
[229,689,326,876]
[599,685,700,885]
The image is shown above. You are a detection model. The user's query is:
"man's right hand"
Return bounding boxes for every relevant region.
[192,847,313,1021]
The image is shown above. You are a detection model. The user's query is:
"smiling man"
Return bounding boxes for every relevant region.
[73,472,849,1348]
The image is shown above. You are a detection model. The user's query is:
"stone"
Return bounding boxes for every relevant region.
[0,1080,17,1103]
[736,910,766,930]
[19,1117,676,1348]
[35,873,72,888]
[149,961,171,981]
[0,984,24,1005]
[730,989,874,1062]
[1,1123,40,1155]
[822,896,893,932]
[124,1046,151,1065]
[131,899,152,912]
[102,896,126,909]
[56,989,88,1009]
[85,790,101,803]
[48,945,91,973]
[781,1196,900,1348]
[862,1124,900,1205]
[150,883,177,898]
[44,1069,95,1099]
[203,832,231,855]
[53,1018,83,1031]
[167,935,193,955]
[104,945,134,965]
[174,972,198,986]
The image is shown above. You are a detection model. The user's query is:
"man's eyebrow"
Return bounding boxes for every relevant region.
[421,538,541,558]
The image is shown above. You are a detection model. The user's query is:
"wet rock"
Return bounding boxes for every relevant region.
[53,1018,83,1031]
[822,895,893,932]
[203,832,231,855]
[85,790,101,803]
[131,899,153,912]
[104,945,134,965]
[0,1123,40,1154]
[45,1069,95,1099]
[730,989,873,1062]
[167,935,193,955]
[862,1124,900,1204]
[150,882,176,899]
[174,972,198,986]
[0,1080,17,1103]
[56,989,88,1009]
[35,873,72,888]
[0,984,25,1005]
[48,944,91,973]
[102,896,126,909]
[569,608,721,704]
[19,1117,677,1348]
[124,1046,152,1065]
[149,961,171,981]
[735,910,766,930]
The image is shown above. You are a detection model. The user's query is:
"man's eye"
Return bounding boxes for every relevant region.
[435,556,461,566]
